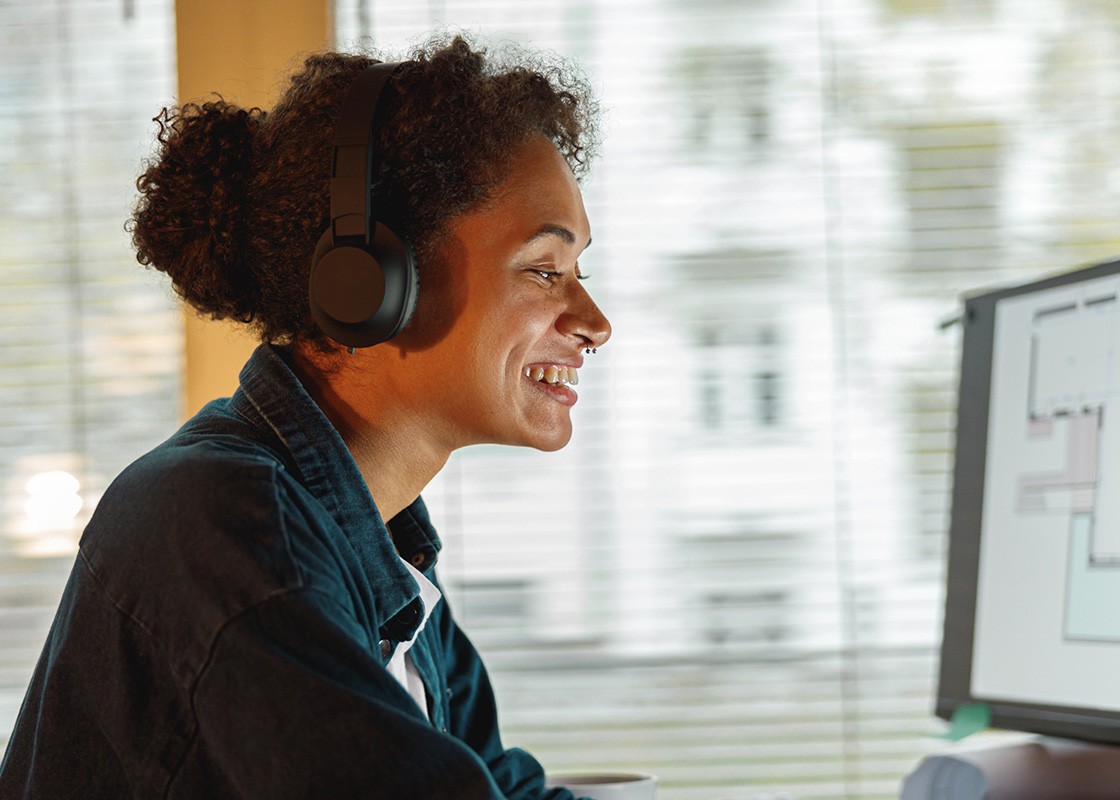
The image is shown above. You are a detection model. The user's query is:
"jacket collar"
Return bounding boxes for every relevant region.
[228,344,441,639]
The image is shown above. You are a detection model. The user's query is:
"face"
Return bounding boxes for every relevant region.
[396,134,611,453]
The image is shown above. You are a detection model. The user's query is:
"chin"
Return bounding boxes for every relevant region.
[532,435,571,453]
[516,422,573,453]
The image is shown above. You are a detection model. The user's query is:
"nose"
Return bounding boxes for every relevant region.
[559,280,611,350]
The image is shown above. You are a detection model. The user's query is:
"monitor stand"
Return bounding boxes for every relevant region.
[901,736,1120,799]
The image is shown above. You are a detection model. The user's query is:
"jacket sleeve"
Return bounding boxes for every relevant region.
[172,586,507,800]
[435,591,582,800]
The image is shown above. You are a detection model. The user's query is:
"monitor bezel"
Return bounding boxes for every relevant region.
[937,256,1120,745]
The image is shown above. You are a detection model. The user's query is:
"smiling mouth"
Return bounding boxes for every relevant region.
[524,365,579,386]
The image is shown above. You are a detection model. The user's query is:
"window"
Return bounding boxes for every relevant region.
[335,2,1120,798]
[694,323,784,434]
[0,0,179,746]
[678,46,773,159]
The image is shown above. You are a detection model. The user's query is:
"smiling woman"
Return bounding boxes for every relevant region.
[0,34,607,800]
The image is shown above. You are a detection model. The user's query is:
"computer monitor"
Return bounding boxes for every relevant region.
[938,256,1120,744]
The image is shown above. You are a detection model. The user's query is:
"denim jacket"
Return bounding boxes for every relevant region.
[0,344,579,800]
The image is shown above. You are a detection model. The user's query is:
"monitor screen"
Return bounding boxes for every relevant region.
[938,257,1120,744]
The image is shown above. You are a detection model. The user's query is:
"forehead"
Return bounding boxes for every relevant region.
[434,134,591,271]
[481,135,590,247]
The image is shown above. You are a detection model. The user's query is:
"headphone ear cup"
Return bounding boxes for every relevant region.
[308,223,418,348]
[370,219,420,339]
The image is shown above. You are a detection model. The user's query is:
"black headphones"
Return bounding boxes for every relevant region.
[309,62,419,349]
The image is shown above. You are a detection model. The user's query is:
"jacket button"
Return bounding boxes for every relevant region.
[410,553,426,568]
[378,639,392,660]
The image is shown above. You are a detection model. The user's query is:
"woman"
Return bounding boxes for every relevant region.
[0,35,610,799]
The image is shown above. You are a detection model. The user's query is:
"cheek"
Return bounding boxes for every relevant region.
[499,308,556,362]
[480,289,551,345]
[447,271,563,367]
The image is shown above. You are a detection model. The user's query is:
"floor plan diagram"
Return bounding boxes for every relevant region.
[1016,293,1120,642]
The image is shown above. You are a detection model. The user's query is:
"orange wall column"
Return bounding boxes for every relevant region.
[174,0,332,417]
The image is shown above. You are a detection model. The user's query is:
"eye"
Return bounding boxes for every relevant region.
[529,268,561,283]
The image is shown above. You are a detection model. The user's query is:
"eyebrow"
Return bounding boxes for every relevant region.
[524,223,592,251]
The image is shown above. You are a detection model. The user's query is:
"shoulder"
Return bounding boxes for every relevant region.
[77,424,314,634]
[93,432,288,545]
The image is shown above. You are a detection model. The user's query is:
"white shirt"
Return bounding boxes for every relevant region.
[384,558,442,719]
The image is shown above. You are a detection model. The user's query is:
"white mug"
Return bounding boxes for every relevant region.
[544,772,657,800]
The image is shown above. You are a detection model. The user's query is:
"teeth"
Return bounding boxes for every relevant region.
[524,365,579,386]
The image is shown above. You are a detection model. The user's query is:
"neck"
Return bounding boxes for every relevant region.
[289,344,450,522]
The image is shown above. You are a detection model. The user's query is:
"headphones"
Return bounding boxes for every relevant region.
[309,62,419,349]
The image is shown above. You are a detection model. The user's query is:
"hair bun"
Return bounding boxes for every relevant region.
[131,99,267,323]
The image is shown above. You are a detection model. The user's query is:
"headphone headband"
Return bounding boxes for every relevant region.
[329,62,400,242]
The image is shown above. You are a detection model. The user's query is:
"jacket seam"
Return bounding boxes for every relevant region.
[161,584,374,797]
[78,548,156,639]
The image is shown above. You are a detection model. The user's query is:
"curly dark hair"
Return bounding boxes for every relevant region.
[130,34,599,346]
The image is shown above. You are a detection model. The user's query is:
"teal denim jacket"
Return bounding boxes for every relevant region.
[1,344,579,800]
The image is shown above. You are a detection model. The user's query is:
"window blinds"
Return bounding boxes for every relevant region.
[0,0,180,743]
[336,2,1120,798]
